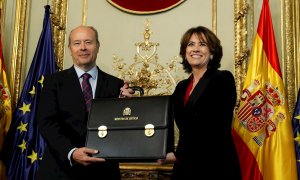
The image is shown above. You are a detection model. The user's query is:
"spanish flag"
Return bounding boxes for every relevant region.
[0,32,12,179]
[232,0,297,179]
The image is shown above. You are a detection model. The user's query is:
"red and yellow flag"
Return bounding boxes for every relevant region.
[232,0,297,179]
[0,32,12,179]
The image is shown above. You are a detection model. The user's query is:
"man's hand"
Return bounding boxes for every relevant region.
[119,80,134,98]
[72,147,105,166]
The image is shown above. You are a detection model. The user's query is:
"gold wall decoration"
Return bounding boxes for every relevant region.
[282,0,298,114]
[112,19,183,96]
[212,0,217,34]
[113,18,182,177]
[112,19,183,150]
[82,0,87,25]
[50,0,68,71]
[10,0,30,109]
[234,0,248,109]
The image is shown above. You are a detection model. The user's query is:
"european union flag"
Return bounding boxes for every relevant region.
[2,5,56,180]
[293,88,300,180]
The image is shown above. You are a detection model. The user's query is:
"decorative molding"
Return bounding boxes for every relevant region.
[212,0,217,34]
[112,19,182,148]
[51,0,68,71]
[234,0,248,108]
[112,19,182,96]
[283,0,297,114]
[82,0,87,25]
[10,0,30,109]
[119,163,173,179]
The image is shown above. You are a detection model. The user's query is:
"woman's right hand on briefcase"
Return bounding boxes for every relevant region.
[157,152,176,165]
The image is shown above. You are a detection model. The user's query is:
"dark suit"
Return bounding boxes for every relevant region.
[171,69,241,180]
[36,66,123,180]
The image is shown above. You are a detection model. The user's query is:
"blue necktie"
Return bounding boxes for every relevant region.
[81,73,92,112]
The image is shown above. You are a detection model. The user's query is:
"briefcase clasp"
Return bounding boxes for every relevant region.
[145,124,155,137]
[98,125,107,138]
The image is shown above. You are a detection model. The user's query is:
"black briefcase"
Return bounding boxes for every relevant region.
[85,95,172,161]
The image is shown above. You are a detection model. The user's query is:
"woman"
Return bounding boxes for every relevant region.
[160,26,241,179]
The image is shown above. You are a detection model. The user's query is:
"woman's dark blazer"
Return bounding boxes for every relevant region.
[36,66,124,180]
[171,69,241,179]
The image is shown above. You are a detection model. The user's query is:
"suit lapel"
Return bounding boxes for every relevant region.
[187,69,215,106]
[188,77,210,106]
[67,66,87,108]
[95,67,105,98]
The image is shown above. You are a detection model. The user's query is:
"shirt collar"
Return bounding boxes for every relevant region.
[74,65,97,80]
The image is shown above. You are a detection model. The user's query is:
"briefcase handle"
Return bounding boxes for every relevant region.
[130,86,144,96]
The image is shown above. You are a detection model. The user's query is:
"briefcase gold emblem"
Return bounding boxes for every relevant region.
[123,107,131,116]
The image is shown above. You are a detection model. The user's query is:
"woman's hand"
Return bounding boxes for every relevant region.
[157,152,177,165]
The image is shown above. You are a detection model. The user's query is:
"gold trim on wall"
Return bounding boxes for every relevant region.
[82,0,87,25]
[283,0,300,113]
[296,0,300,90]
[234,0,248,107]
[10,0,30,109]
[212,0,217,34]
[51,0,68,71]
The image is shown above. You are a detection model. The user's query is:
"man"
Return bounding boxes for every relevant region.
[36,25,133,180]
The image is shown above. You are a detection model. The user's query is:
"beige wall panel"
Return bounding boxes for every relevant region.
[25,1,45,75]
[217,0,234,71]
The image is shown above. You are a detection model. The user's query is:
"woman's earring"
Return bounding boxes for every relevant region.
[210,55,213,60]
